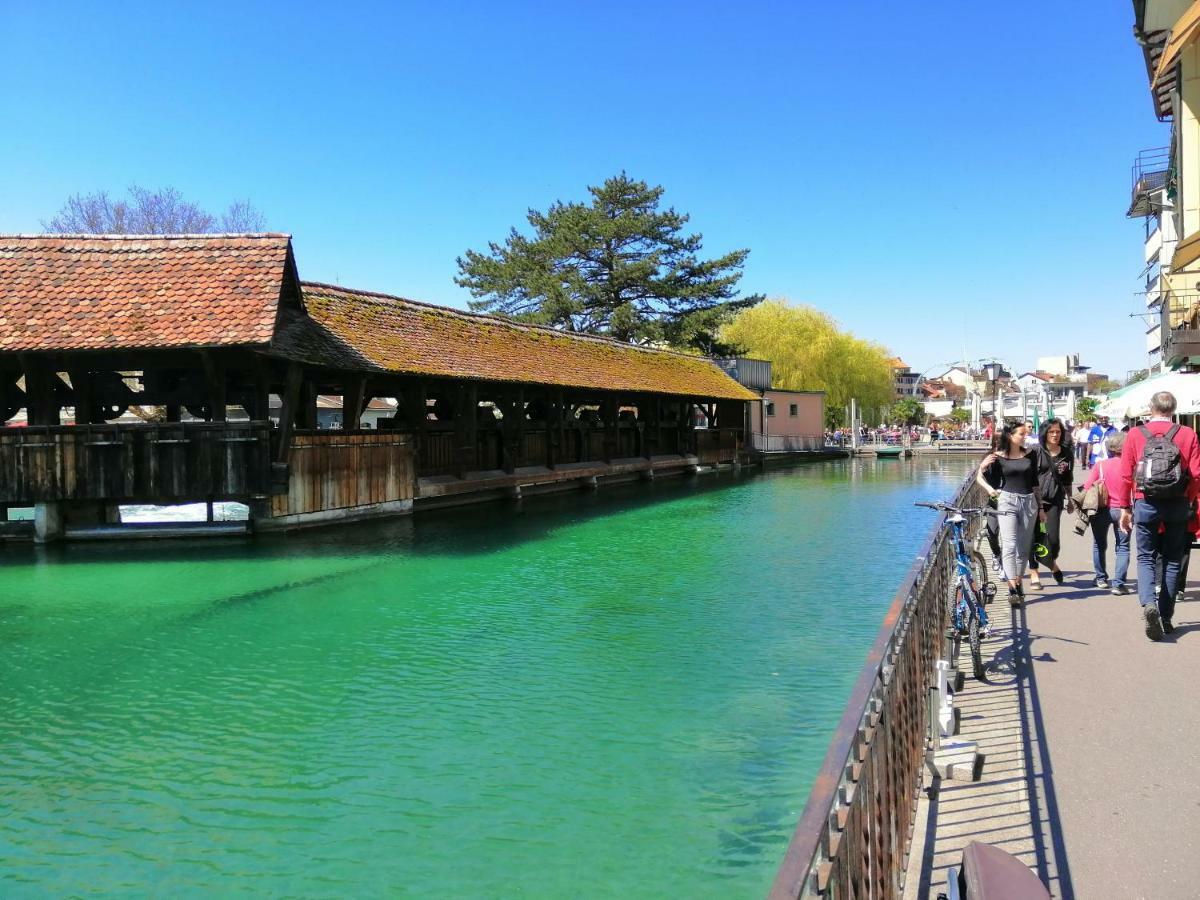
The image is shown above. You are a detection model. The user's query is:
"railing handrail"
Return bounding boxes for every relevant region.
[769,466,983,899]
[0,420,270,434]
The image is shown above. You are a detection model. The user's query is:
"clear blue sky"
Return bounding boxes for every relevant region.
[0,1,1165,380]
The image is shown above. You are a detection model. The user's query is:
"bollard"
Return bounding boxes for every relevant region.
[935,660,955,738]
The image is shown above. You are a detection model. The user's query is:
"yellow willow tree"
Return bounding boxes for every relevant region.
[721,299,895,426]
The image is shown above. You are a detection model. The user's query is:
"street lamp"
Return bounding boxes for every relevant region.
[983,362,1002,426]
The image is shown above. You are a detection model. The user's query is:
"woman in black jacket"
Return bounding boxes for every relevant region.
[1027,418,1073,590]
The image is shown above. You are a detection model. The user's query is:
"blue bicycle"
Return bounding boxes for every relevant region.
[916,501,995,680]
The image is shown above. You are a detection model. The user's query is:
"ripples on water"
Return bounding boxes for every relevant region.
[0,457,975,898]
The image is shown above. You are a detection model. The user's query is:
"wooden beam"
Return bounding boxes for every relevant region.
[19,356,60,427]
[454,383,468,478]
[547,387,558,470]
[275,362,303,464]
[297,379,318,430]
[199,351,226,422]
[406,379,427,471]
[342,375,367,431]
[514,386,525,470]
[67,369,94,425]
[466,382,478,475]
[602,395,617,463]
[252,356,273,422]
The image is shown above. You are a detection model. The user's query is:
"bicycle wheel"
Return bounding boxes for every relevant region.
[971,551,991,604]
[968,611,986,680]
[946,580,961,634]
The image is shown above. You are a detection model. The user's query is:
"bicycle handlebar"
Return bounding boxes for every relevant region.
[914,501,989,516]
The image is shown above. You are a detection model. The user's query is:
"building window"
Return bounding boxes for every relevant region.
[765,401,775,417]
[789,404,798,416]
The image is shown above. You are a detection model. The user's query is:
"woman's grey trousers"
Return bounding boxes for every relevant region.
[997,491,1038,582]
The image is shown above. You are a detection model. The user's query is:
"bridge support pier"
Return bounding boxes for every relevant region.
[33,502,64,544]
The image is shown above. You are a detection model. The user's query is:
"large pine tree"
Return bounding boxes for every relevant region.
[455,174,762,353]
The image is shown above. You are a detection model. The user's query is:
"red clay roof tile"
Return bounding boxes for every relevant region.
[0,234,291,352]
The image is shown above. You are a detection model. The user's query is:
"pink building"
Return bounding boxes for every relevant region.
[749,389,825,452]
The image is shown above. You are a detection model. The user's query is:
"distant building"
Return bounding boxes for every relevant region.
[890,358,920,398]
[716,357,826,452]
[1128,146,1176,372]
[1034,355,1091,381]
[1129,4,1200,370]
[750,389,826,452]
[936,366,974,390]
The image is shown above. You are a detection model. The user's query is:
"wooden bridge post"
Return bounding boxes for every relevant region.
[342,375,367,431]
[68,369,94,425]
[465,382,478,474]
[19,356,60,427]
[199,351,227,422]
[275,363,303,464]
[602,395,617,463]
[514,386,525,470]
[547,387,561,470]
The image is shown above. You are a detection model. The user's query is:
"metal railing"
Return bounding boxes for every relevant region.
[769,472,986,899]
[1129,147,1170,218]
[750,433,825,453]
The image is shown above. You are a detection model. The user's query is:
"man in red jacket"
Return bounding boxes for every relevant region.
[1118,390,1200,640]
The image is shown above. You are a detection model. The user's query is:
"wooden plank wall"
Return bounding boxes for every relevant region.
[0,423,271,504]
[271,431,413,518]
[695,428,741,465]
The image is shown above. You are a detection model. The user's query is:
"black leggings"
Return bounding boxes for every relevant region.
[984,508,1002,559]
[1029,499,1064,569]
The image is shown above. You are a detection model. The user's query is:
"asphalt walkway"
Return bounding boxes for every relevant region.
[904,519,1200,899]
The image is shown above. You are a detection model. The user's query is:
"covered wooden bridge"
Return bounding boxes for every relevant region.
[0,234,755,540]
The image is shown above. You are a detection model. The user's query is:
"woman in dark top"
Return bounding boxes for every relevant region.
[1027,418,1073,590]
[977,423,1044,605]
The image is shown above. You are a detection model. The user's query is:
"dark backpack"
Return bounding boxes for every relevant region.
[1136,424,1188,499]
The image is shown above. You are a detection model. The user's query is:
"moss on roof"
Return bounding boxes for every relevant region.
[293,282,756,399]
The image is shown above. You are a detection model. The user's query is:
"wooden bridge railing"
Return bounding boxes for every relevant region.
[0,422,272,504]
[769,472,985,899]
[270,430,413,518]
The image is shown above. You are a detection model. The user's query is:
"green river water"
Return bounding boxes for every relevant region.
[1,456,974,898]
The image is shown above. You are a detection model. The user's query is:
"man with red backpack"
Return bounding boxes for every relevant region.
[1117,390,1200,640]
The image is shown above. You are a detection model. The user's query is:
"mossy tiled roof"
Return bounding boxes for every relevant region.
[288,282,756,399]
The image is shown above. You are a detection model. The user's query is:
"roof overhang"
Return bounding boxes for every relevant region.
[1145,0,1200,117]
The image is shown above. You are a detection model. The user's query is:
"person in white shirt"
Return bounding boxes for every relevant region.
[1074,420,1093,469]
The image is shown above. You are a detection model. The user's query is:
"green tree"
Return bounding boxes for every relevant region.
[948,407,971,425]
[891,397,925,426]
[455,173,763,352]
[720,300,895,427]
[1076,396,1100,419]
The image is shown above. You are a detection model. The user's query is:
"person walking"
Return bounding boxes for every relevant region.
[978,422,1043,606]
[1089,416,1116,468]
[1073,420,1092,469]
[980,431,1005,573]
[1081,432,1130,593]
[1116,390,1200,640]
[1027,418,1073,590]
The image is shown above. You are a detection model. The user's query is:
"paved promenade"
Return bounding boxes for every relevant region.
[904,522,1200,899]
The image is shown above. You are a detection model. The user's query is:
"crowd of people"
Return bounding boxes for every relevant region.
[973,390,1200,641]
[825,423,989,446]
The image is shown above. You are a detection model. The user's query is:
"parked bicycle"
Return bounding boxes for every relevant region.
[916,501,995,680]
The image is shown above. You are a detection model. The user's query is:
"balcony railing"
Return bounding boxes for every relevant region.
[1129,147,1171,218]
[1160,291,1200,368]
